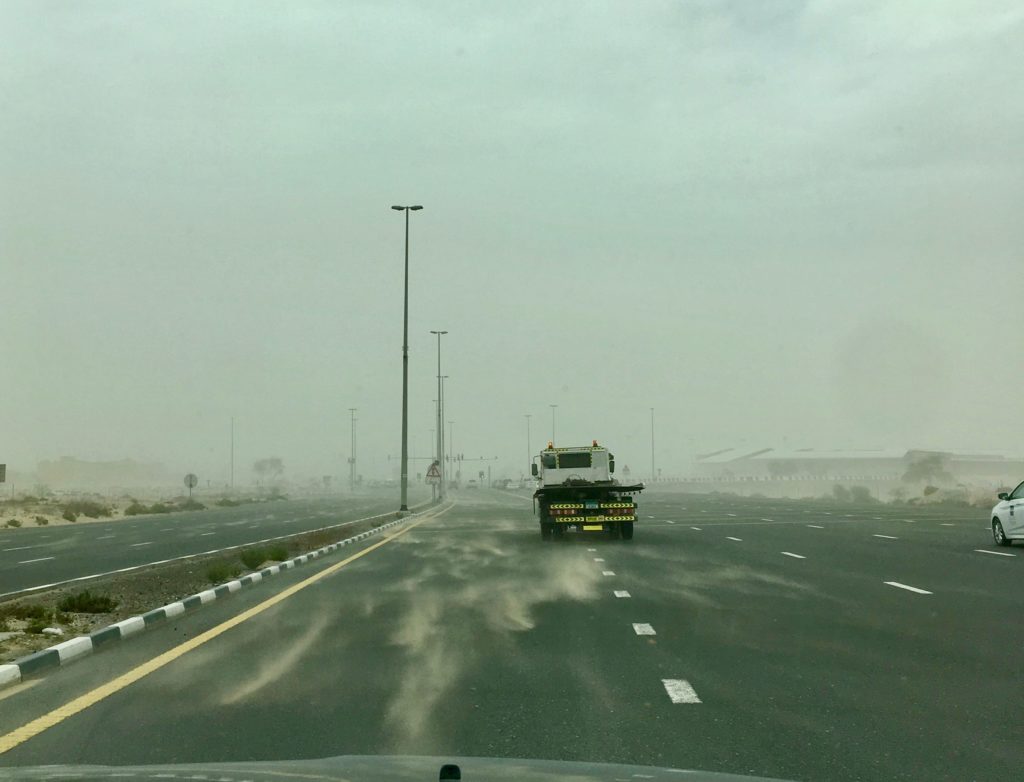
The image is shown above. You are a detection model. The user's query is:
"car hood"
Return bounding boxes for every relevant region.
[0,754,794,782]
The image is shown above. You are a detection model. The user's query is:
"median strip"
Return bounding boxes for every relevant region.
[0,504,442,692]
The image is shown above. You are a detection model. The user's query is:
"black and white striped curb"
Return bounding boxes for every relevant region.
[0,505,438,690]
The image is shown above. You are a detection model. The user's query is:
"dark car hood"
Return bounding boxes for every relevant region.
[0,754,793,782]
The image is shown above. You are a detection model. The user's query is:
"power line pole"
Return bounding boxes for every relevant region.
[549,404,558,443]
[348,408,358,491]
[230,417,235,490]
[650,407,656,483]
[524,414,532,477]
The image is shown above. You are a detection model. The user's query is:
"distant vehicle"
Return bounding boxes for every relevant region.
[991,480,1024,546]
[467,479,478,489]
[531,440,644,541]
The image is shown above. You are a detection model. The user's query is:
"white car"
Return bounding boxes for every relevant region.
[991,480,1024,546]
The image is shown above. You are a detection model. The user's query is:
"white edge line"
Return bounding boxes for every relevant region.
[974,549,1015,557]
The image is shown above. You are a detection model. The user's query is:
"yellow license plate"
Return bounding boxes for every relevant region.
[582,524,604,531]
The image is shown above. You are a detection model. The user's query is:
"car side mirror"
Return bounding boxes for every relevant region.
[998,492,1009,500]
[531,463,538,477]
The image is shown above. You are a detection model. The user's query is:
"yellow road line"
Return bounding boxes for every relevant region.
[0,506,449,755]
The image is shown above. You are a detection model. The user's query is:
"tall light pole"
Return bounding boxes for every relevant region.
[348,408,358,491]
[650,407,656,483]
[524,414,532,476]
[391,204,423,512]
[430,330,448,499]
[441,375,449,481]
[230,417,235,490]
[549,404,558,443]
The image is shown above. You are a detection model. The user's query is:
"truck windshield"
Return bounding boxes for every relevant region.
[558,452,592,469]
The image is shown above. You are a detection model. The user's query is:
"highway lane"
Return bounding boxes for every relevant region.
[0,490,428,596]
[1,489,1021,781]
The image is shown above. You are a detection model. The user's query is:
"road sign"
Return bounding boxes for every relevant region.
[184,473,198,498]
[426,461,441,484]
[0,464,5,483]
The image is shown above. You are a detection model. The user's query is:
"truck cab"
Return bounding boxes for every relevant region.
[535,444,614,486]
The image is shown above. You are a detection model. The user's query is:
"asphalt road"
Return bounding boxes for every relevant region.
[1,488,1020,781]
[0,490,428,596]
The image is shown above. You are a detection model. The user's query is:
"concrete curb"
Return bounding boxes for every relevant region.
[0,504,436,691]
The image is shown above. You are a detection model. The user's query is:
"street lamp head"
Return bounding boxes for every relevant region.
[410,205,424,210]
[430,330,448,335]
[391,205,404,211]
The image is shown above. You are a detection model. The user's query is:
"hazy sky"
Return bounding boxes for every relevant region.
[2,1,1022,483]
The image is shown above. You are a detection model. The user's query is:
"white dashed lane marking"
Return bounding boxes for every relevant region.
[975,549,1016,557]
[781,552,806,559]
[98,535,115,540]
[940,523,954,527]
[873,534,898,540]
[726,513,737,517]
[18,557,55,565]
[884,581,932,595]
[593,558,605,562]
[760,518,774,522]
[632,623,656,636]
[3,546,41,552]
[806,524,824,529]
[200,532,216,537]
[614,590,631,598]
[662,679,702,704]
[587,548,597,552]
[602,570,616,576]
[666,520,675,525]
[726,536,742,542]
[130,542,153,547]
[690,527,702,531]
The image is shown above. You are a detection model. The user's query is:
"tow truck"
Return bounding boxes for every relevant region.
[531,441,645,540]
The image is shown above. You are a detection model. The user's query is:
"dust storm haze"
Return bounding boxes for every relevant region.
[2,1,1022,487]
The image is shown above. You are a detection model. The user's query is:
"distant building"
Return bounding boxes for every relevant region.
[692,448,1024,484]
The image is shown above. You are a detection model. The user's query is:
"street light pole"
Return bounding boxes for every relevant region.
[440,375,449,478]
[524,414,532,477]
[391,204,423,512]
[448,419,455,483]
[431,330,448,499]
[549,404,558,443]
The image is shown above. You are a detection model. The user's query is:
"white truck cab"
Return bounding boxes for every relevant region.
[534,442,615,486]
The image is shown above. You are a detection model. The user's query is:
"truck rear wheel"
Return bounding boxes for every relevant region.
[620,521,634,540]
[553,524,565,540]
[541,522,553,540]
